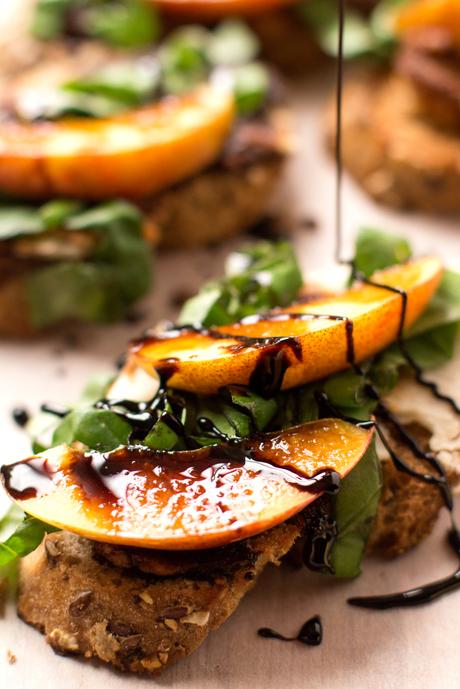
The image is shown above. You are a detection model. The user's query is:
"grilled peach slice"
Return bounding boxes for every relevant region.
[153,0,297,19]
[128,258,442,395]
[396,0,460,45]
[0,85,234,200]
[1,418,373,550]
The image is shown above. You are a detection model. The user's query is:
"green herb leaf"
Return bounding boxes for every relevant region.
[408,270,460,336]
[143,414,180,450]
[301,0,375,59]
[233,62,270,116]
[160,26,210,95]
[83,0,161,48]
[354,227,412,278]
[39,200,84,230]
[25,200,152,329]
[63,60,160,108]
[224,386,277,431]
[179,241,302,327]
[330,442,382,577]
[0,511,58,568]
[207,19,260,66]
[52,408,132,451]
[31,0,72,40]
[0,206,45,240]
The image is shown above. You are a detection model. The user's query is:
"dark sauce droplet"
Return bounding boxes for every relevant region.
[258,616,323,647]
[12,407,30,428]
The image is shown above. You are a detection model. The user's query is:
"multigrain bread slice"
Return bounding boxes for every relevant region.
[326,72,460,213]
[18,522,301,674]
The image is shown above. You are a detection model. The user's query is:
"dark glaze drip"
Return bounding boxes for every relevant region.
[258,616,323,646]
[40,403,70,418]
[12,407,30,428]
[1,456,53,500]
[249,338,302,397]
[349,527,460,609]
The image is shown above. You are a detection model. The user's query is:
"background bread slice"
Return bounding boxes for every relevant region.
[326,73,460,213]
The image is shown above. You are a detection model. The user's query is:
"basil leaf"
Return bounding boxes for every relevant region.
[31,0,72,40]
[63,60,160,108]
[160,26,210,95]
[144,414,180,450]
[25,201,152,329]
[330,442,382,577]
[233,62,270,116]
[301,0,375,59]
[370,0,408,51]
[80,372,115,404]
[83,0,161,49]
[179,241,302,327]
[354,227,412,278]
[66,199,141,231]
[0,206,45,240]
[197,401,252,439]
[272,385,318,428]
[0,513,58,568]
[52,408,131,451]
[207,19,260,66]
[408,270,460,336]
[224,386,277,431]
[39,200,84,230]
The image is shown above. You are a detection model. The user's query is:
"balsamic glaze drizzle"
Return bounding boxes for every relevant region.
[330,0,460,611]
[12,407,30,428]
[258,615,323,647]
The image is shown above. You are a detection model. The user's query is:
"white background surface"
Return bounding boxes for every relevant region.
[1,4,460,685]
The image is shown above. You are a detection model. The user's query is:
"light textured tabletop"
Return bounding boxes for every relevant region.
[1,29,460,688]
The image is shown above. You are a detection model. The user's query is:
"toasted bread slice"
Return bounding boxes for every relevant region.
[326,72,460,213]
[18,522,301,674]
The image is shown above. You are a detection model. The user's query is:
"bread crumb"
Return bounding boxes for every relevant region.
[7,650,16,665]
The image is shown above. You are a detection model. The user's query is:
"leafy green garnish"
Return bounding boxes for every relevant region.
[331,442,382,577]
[31,0,72,40]
[3,199,152,329]
[32,0,160,48]
[0,207,46,240]
[31,7,267,118]
[0,508,57,570]
[354,227,412,278]
[159,26,210,95]
[207,20,260,66]
[83,0,160,48]
[179,241,303,327]
[233,62,270,117]
[301,0,408,60]
[52,408,131,451]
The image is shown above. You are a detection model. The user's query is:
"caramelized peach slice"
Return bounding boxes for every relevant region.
[128,258,443,395]
[1,419,373,550]
[396,0,460,45]
[153,0,297,19]
[0,85,234,200]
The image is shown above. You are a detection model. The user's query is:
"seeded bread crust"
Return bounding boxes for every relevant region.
[18,522,301,674]
[326,73,460,213]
